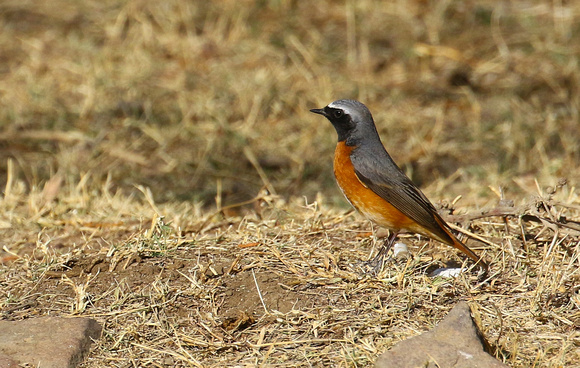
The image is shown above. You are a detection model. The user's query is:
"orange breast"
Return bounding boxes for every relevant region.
[333,142,418,232]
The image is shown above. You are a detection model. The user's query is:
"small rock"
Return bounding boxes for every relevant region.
[0,317,102,368]
[375,301,508,368]
[430,267,465,278]
[392,243,409,259]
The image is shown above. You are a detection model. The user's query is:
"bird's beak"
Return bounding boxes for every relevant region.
[310,108,326,116]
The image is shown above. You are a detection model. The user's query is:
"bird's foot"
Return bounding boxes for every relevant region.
[356,254,392,275]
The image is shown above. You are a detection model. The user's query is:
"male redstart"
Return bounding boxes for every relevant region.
[311,99,487,270]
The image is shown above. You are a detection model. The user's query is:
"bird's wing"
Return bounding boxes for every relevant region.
[351,153,453,243]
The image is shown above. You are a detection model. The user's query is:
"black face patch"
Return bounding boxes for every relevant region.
[323,107,355,142]
[330,108,343,119]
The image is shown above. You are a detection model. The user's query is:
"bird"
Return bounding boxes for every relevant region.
[310,99,487,271]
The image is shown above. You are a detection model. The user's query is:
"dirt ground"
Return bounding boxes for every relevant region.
[2,188,580,367]
[2,0,580,367]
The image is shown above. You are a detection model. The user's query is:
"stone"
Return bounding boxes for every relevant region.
[0,317,102,368]
[375,301,508,368]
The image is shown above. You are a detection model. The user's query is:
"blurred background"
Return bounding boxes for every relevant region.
[1,0,579,210]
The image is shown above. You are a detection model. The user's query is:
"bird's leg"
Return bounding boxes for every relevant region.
[365,231,398,273]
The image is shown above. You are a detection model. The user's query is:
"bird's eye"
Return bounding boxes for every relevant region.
[333,110,343,118]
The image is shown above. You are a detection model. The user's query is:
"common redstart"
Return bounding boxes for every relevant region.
[310,99,487,270]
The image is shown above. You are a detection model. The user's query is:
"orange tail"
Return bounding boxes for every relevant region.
[434,216,488,269]
[449,234,488,269]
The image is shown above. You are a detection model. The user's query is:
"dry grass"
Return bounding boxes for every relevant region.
[1,0,580,367]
